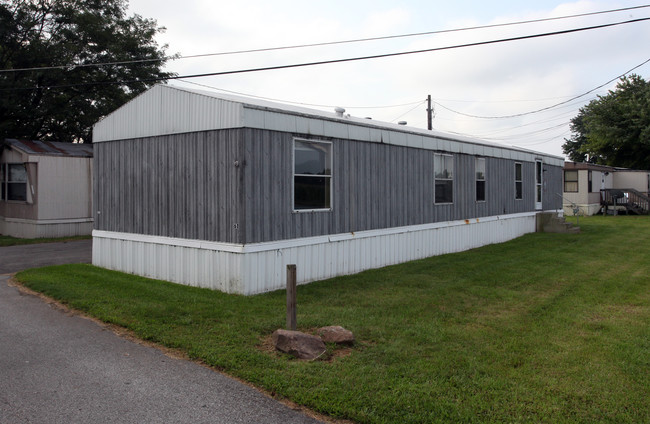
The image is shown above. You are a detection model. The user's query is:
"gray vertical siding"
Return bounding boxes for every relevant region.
[241,129,560,243]
[94,130,244,243]
[95,128,562,244]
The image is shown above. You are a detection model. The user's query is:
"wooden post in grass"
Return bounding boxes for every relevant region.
[286,264,297,331]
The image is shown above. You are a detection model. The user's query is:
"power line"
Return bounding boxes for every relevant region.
[434,56,650,119]
[390,100,428,123]
[1,4,648,73]
[480,121,571,141]
[513,130,572,146]
[468,111,578,138]
[3,16,649,92]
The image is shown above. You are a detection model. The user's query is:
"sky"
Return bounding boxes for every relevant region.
[126,0,650,158]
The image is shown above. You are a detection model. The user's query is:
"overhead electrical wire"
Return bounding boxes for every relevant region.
[468,112,577,138]
[390,100,428,123]
[480,121,571,140]
[434,56,650,119]
[2,16,649,92]
[514,130,572,146]
[1,4,648,74]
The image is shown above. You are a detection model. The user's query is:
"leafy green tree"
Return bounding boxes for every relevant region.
[0,0,175,143]
[563,74,650,169]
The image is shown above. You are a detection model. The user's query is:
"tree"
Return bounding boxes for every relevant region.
[0,0,175,143]
[562,74,650,169]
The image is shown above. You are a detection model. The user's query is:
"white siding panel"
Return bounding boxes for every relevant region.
[389,130,408,147]
[93,85,244,143]
[368,128,383,143]
[299,118,325,136]
[323,121,349,139]
[243,108,266,129]
[36,156,92,220]
[407,135,425,149]
[92,234,244,293]
[348,124,371,142]
[93,213,537,295]
[0,217,92,238]
[264,111,297,133]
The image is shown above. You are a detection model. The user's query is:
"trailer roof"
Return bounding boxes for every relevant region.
[93,84,564,166]
[3,138,93,158]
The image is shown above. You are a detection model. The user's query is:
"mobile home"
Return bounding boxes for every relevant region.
[92,85,563,294]
[1,139,93,238]
[563,162,650,215]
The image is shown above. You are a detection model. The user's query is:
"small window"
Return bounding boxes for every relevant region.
[1,163,27,202]
[564,170,578,193]
[588,170,593,193]
[434,154,453,204]
[476,157,486,202]
[535,161,542,204]
[514,162,523,200]
[293,139,332,211]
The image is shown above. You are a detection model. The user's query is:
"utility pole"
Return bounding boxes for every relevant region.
[426,95,434,130]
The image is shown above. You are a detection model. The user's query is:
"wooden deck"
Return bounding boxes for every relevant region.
[600,189,650,215]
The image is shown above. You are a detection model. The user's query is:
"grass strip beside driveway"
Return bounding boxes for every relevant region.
[14,216,650,423]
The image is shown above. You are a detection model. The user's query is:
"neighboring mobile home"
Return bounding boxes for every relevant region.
[0,139,93,238]
[563,162,650,215]
[92,84,563,295]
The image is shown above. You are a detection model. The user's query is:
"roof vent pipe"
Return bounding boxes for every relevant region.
[398,121,407,125]
[334,107,345,117]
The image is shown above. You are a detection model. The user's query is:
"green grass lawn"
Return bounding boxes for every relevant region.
[0,234,90,247]
[14,216,650,423]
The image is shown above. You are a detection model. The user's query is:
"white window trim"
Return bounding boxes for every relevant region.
[292,138,333,213]
[434,153,454,205]
[1,162,29,203]
[514,162,523,200]
[476,157,486,203]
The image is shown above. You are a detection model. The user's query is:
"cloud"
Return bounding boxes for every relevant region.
[127,0,650,157]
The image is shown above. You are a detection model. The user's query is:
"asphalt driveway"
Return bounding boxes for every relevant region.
[0,242,322,424]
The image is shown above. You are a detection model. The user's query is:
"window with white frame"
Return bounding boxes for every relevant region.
[1,163,27,202]
[564,170,578,192]
[293,139,332,211]
[514,162,523,200]
[476,157,486,202]
[434,154,453,204]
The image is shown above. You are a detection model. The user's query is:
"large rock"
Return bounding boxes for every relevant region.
[272,329,326,360]
[317,326,355,345]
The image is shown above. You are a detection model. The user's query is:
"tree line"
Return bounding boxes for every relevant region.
[563,74,650,170]
[0,0,174,143]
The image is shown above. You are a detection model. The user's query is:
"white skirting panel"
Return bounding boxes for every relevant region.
[0,216,93,239]
[93,212,539,295]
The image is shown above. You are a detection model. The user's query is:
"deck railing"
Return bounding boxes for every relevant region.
[600,189,650,215]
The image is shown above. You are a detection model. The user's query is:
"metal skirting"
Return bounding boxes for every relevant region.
[92,213,538,295]
[1,217,93,238]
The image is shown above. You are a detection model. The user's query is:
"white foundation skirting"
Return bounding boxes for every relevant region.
[92,212,542,295]
[0,216,93,239]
